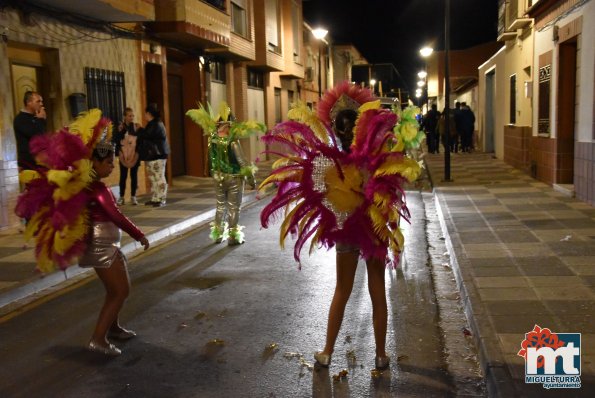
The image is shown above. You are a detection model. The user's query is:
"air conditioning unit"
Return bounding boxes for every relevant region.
[304,67,314,82]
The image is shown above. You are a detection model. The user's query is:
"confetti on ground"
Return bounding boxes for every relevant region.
[346,350,357,365]
[332,369,348,382]
[208,338,225,346]
[194,311,207,320]
[283,352,302,360]
[370,369,382,378]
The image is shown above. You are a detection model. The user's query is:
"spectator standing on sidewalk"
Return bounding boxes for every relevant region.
[138,103,169,207]
[459,102,476,152]
[113,107,141,206]
[14,91,47,171]
[438,107,457,153]
[422,104,440,153]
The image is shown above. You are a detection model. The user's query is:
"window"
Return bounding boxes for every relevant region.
[211,59,226,82]
[274,88,282,123]
[509,74,517,124]
[231,0,247,37]
[84,67,126,124]
[203,0,225,11]
[287,90,294,111]
[538,64,551,135]
[248,69,264,89]
[265,0,280,53]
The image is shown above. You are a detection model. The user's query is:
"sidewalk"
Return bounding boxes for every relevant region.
[0,162,273,314]
[425,151,595,397]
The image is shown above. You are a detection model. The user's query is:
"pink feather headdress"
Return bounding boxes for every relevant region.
[316,81,375,127]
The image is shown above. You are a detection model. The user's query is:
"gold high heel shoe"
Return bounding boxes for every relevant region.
[314,351,331,367]
[87,340,122,356]
[375,355,390,369]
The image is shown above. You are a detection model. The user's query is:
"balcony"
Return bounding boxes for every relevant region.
[507,0,532,30]
[149,0,231,50]
[497,0,517,41]
[35,0,155,21]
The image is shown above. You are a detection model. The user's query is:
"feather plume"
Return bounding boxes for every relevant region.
[186,104,217,134]
[218,101,231,122]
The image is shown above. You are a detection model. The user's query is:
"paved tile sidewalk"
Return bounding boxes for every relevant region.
[0,162,272,311]
[425,152,595,397]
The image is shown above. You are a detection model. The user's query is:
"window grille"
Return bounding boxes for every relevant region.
[84,67,126,125]
[538,65,551,135]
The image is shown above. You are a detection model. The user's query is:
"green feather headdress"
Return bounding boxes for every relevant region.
[186,101,266,139]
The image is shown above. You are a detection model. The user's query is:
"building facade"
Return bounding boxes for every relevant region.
[0,0,153,229]
[0,0,351,230]
[476,0,594,206]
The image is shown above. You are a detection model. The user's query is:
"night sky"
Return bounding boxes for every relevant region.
[303,0,500,94]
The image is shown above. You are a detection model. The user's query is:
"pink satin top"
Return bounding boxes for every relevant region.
[88,180,144,241]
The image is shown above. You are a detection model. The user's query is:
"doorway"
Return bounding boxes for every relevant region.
[485,70,496,153]
[556,39,577,185]
[145,63,164,113]
[167,70,187,176]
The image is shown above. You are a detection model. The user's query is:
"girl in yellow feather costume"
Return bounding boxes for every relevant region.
[16,110,150,356]
[259,82,423,370]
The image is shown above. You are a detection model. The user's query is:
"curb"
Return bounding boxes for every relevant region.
[433,191,518,398]
[0,189,268,315]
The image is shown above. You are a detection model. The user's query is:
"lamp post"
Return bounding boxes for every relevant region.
[312,28,328,98]
[443,0,452,181]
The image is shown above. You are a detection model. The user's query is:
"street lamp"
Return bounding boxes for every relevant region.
[369,78,376,95]
[417,71,427,79]
[417,80,425,87]
[312,27,328,98]
[419,46,434,58]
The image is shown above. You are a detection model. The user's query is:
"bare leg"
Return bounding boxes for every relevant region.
[366,258,387,357]
[91,255,130,346]
[320,250,359,355]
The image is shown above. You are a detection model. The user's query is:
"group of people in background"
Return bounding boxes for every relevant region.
[421,101,475,154]
[112,104,169,208]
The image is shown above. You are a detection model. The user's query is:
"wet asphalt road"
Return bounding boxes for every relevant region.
[0,191,484,397]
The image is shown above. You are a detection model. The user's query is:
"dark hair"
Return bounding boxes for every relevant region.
[334,109,358,132]
[23,91,36,107]
[91,145,115,161]
[145,103,161,119]
[431,104,437,110]
[124,107,134,115]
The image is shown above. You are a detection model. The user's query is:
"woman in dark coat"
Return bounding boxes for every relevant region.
[139,103,170,207]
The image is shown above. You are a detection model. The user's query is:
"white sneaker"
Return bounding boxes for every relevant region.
[117,197,125,206]
[130,196,138,205]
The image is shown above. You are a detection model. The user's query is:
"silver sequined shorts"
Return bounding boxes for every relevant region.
[79,221,128,268]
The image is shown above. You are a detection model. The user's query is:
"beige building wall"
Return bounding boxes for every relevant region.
[478,47,507,157]
[0,9,146,229]
[533,1,594,142]
[476,20,534,159]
